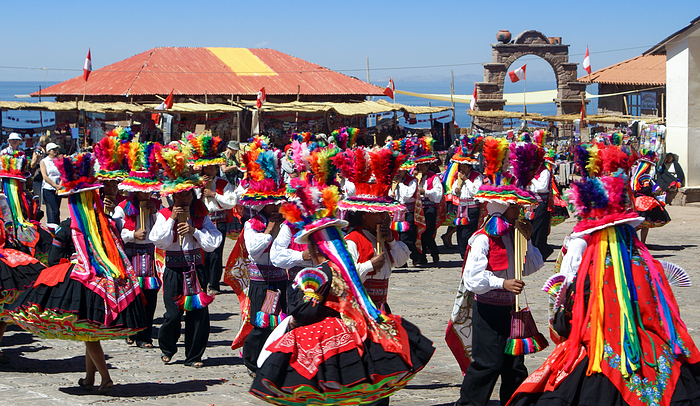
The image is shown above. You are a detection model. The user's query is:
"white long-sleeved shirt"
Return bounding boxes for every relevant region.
[528,167,551,195]
[450,172,483,205]
[558,236,588,283]
[112,204,157,245]
[194,176,236,213]
[270,223,312,270]
[346,229,411,282]
[418,173,443,204]
[462,231,544,295]
[244,215,275,265]
[149,211,222,253]
[389,177,417,205]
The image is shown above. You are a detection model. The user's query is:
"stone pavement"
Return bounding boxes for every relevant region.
[1,204,700,405]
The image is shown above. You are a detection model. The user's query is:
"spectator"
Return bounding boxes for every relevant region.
[30,135,51,204]
[657,152,685,204]
[40,143,62,227]
[1,133,22,155]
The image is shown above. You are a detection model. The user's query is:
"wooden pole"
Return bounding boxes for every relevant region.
[178,211,189,245]
[376,224,383,254]
[140,201,148,232]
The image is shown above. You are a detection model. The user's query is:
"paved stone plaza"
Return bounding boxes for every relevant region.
[1,204,699,405]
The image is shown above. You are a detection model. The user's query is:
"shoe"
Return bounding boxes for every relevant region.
[432,256,440,264]
[207,288,220,296]
[441,234,453,247]
[161,354,172,364]
[78,378,94,392]
[247,368,257,378]
[94,380,113,395]
[136,342,154,348]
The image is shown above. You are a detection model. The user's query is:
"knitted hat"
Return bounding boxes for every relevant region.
[412,135,438,165]
[155,141,203,196]
[184,131,226,170]
[239,136,286,207]
[566,144,642,235]
[334,147,406,213]
[0,151,30,181]
[55,153,103,196]
[451,135,483,165]
[119,141,163,193]
[94,127,132,181]
[474,136,538,207]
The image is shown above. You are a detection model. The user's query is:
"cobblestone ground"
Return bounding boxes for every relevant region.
[1,204,700,405]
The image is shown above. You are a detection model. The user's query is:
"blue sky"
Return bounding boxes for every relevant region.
[2,0,698,95]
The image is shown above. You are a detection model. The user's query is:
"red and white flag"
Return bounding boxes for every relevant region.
[83,48,92,81]
[383,78,395,99]
[469,85,477,111]
[256,87,266,109]
[583,46,591,75]
[580,102,587,126]
[508,64,526,83]
[155,90,174,111]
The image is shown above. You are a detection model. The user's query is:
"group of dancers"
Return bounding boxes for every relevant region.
[0,123,695,406]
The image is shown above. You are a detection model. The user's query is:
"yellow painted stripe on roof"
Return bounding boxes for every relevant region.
[207,47,276,76]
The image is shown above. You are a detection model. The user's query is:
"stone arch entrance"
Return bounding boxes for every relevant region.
[474,30,587,130]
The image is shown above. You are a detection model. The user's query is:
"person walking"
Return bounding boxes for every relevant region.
[39,142,62,228]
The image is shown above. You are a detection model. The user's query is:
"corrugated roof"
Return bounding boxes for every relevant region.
[578,54,666,86]
[34,47,385,97]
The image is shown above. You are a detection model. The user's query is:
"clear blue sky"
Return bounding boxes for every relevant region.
[2,0,698,94]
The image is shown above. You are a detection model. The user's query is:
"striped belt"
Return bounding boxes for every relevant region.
[475,288,515,306]
[250,264,288,283]
[363,278,389,306]
[210,210,227,222]
[535,193,549,203]
[165,249,203,268]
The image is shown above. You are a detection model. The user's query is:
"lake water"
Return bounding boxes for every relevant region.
[0,81,58,134]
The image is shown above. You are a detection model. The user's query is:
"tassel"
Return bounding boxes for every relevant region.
[390,221,410,232]
[175,291,214,311]
[139,276,162,290]
[254,311,287,328]
[505,332,549,356]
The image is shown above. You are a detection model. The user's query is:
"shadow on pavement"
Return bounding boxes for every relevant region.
[0,353,110,374]
[58,378,225,397]
[201,355,244,367]
[646,244,696,251]
[209,312,236,322]
[405,382,460,390]
[2,331,38,346]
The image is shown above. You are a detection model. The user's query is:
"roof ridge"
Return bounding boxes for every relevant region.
[125,48,157,97]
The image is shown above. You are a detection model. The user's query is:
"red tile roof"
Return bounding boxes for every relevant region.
[34,47,384,97]
[578,54,666,86]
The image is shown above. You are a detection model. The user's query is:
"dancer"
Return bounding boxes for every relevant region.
[250,156,434,406]
[413,136,443,264]
[150,142,222,368]
[508,143,700,406]
[113,141,163,348]
[94,127,131,219]
[6,153,146,394]
[447,136,545,406]
[448,135,483,258]
[186,132,236,295]
[237,136,288,374]
[524,132,554,260]
[631,149,670,243]
[336,146,411,311]
[388,137,421,265]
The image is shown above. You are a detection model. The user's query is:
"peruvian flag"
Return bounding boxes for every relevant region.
[155,90,174,111]
[583,46,592,75]
[257,87,266,109]
[83,48,92,81]
[508,64,526,83]
[469,85,477,111]
[383,78,395,99]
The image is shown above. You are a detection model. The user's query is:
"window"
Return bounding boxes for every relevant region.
[627,94,641,116]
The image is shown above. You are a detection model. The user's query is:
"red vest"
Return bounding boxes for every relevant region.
[119,198,161,231]
[469,228,509,272]
[159,206,206,243]
[345,228,396,263]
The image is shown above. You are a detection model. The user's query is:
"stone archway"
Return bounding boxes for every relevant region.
[474,30,587,130]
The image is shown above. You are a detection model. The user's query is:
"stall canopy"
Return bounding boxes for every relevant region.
[467,109,665,124]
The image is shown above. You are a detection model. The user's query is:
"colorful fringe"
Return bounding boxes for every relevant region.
[453,217,470,226]
[159,175,203,196]
[254,311,287,328]
[0,151,29,180]
[482,214,512,237]
[391,221,410,232]
[475,184,537,206]
[175,291,214,311]
[338,197,404,213]
[504,307,549,356]
[2,178,34,228]
[442,161,459,194]
[139,276,162,290]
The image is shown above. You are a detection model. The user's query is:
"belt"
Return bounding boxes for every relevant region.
[165,249,203,268]
[250,264,288,283]
[210,210,227,222]
[475,288,515,306]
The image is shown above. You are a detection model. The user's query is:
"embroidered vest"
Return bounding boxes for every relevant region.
[468,228,515,306]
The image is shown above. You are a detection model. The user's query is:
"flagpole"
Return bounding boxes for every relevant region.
[450,70,456,145]
[82,79,88,149]
[523,75,527,116]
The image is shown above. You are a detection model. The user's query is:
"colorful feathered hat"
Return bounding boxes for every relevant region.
[637,148,658,164]
[334,147,406,213]
[94,127,132,181]
[155,141,203,196]
[0,151,30,181]
[389,136,417,170]
[119,141,163,193]
[412,135,438,165]
[55,153,103,196]
[566,144,641,235]
[329,127,358,150]
[451,134,483,165]
[474,136,538,207]
[239,136,286,207]
[184,131,226,170]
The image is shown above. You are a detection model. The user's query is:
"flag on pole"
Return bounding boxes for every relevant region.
[508,64,526,83]
[583,46,591,75]
[256,87,266,109]
[154,90,174,111]
[580,101,587,127]
[383,78,395,99]
[469,85,477,111]
[83,49,92,81]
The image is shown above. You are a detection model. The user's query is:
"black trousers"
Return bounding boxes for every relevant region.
[457,302,528,406]
[531,201,553,261]
[242,279,289,372]
[204,221,227,291]
[399,211,420,262]
[420,205,439,260]
[457,207,481,259]
[131,288,159,345]
[158,265,210,365]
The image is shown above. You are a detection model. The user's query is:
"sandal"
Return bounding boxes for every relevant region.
[161,355,172,363]
[94,380,113,395]
[137,342,154,348]
[188,361,204,368]
[125,337,135,345]
[78,378,94,392]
